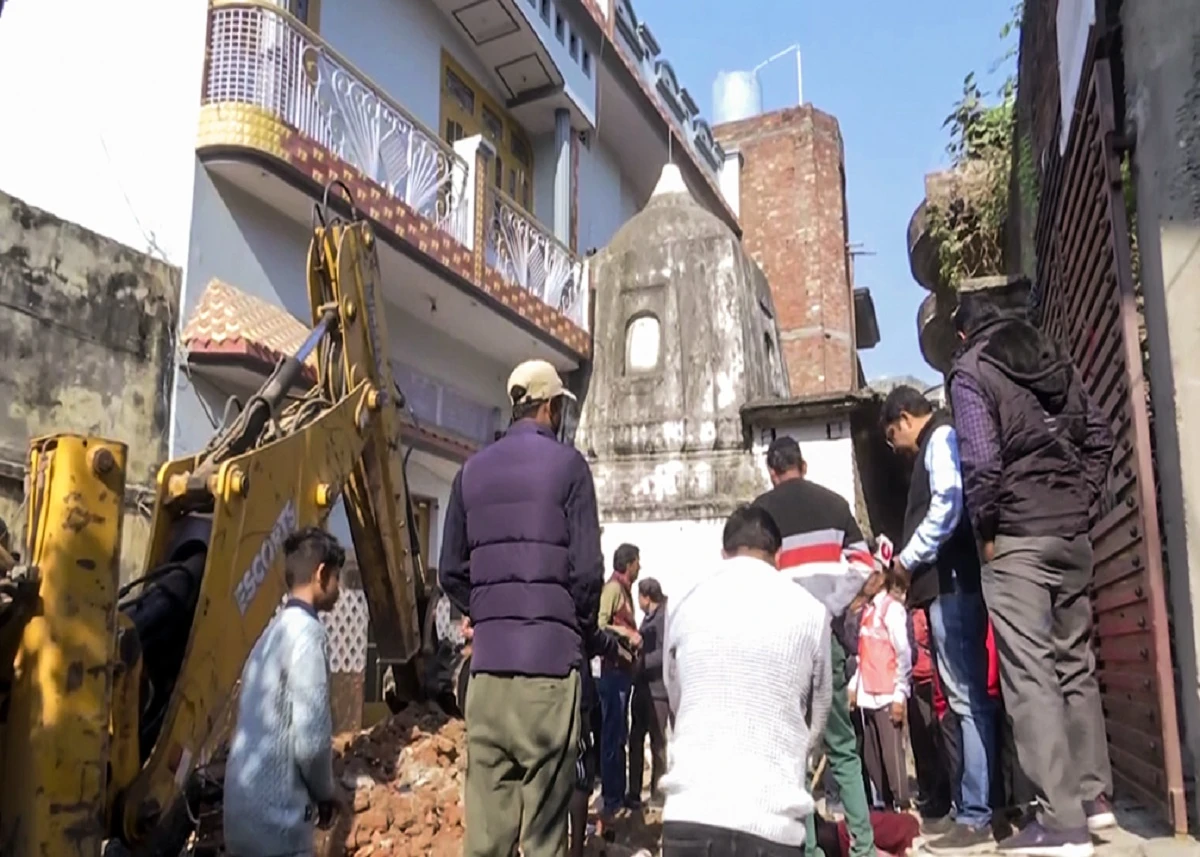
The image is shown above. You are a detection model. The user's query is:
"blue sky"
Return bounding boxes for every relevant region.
[638,0,1017,384]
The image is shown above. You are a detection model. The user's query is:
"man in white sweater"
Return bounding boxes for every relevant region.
[224,527,346,857]
[660,504,833,857]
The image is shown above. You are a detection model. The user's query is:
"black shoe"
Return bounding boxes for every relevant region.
[927,822,994,853]
[920,815,955,836]
[996,821,1093,857]
[1083,795,1116,832]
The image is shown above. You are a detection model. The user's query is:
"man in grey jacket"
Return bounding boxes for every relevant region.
[224,527,347,857]
[627,577,669,807]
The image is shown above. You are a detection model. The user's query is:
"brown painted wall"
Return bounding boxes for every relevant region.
[0,189,180,582]
[716,105,858,396]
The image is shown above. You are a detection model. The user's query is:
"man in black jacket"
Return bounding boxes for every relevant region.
[948,294,1114,857]
[881,385,995,852]
[627,577,668,807]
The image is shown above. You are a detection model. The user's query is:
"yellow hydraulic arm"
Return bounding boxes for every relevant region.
[0,188,423,856]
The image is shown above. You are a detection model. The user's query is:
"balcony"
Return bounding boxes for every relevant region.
[483,185,582,324]
[198,0,589,366]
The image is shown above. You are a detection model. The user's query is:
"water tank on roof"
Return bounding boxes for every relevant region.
[713,70,762,124]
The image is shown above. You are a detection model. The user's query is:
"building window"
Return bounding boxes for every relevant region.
[445,67,475,115]
[540,0,550,23]
[555,11,566,43]
[481,105,504,142]
[625,314,661,373]
[569,32,579,60]
[439,51,535,210]
[581,48,592,76]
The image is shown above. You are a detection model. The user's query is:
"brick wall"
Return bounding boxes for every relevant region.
[715,105,857,396]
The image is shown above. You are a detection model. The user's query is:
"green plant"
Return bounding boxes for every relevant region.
[924,4,1023,287]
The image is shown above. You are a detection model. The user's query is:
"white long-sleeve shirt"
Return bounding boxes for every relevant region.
[224,601,336,857]
[851,591,912,709]
[661,555,832,847]
[897,423,965,570]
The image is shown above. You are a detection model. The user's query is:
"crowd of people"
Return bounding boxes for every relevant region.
[216,291,1116,857]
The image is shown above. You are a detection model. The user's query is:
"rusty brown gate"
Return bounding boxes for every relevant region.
[1029,57,1186,831]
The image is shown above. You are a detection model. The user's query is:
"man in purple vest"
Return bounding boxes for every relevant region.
[948,294,1114,857]
[439,358,604,857]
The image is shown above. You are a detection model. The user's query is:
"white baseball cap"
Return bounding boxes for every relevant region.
[506,359,576,406]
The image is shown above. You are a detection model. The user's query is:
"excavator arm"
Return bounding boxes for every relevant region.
[0,189,424,856]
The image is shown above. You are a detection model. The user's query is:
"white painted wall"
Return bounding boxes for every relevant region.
[0,0,209,267]
[719,151,742,219]
[577,139,642,253]
[750,418,858,510]
[602,422,858,623]
[600,518,727,621]
[320,0,502,139]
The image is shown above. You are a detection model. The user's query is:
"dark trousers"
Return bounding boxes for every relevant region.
[908,681,951,817]
[464,672,580,857]
[597,671,632,814]
[663,821,805,856]
[984,534,1113,831]
[860,707,910,810]
[940,708,962,809]
[995,696,1035,810]
[627,688,668,801]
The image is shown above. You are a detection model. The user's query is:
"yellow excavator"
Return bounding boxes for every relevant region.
[0,185,427,857]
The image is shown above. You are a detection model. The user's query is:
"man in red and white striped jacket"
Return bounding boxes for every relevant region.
[754,437,875,618]
[753,435,877,857]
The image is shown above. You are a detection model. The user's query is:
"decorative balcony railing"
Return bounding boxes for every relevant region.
[483,186,585,328]
[204,1,468,243]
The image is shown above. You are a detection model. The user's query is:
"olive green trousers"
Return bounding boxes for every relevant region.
[463,672,581,857]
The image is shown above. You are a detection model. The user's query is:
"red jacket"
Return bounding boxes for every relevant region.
[910,609,936,684]
[933,619,1000,719]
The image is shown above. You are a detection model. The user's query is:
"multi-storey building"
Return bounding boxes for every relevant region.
[1,0,738,565]
[0,0,744,720]
[1,0,889,720]
[181,0,742,559]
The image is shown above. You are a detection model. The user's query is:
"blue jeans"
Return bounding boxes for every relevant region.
[928,591,996,827]
[597,671,632,814]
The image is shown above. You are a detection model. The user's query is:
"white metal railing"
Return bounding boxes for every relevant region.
[483,186,585,328]
[204,2,468,243]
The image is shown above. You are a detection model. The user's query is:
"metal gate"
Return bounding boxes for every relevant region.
[1029,58,1186,832]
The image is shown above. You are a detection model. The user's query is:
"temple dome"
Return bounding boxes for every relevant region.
[606,163,733,255]
[576,162,790,521]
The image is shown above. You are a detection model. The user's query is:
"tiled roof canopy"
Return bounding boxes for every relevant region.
[183,279,319,376]
[182,279,477,459]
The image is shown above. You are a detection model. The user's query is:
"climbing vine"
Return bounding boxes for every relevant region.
[925,3,1023,287]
